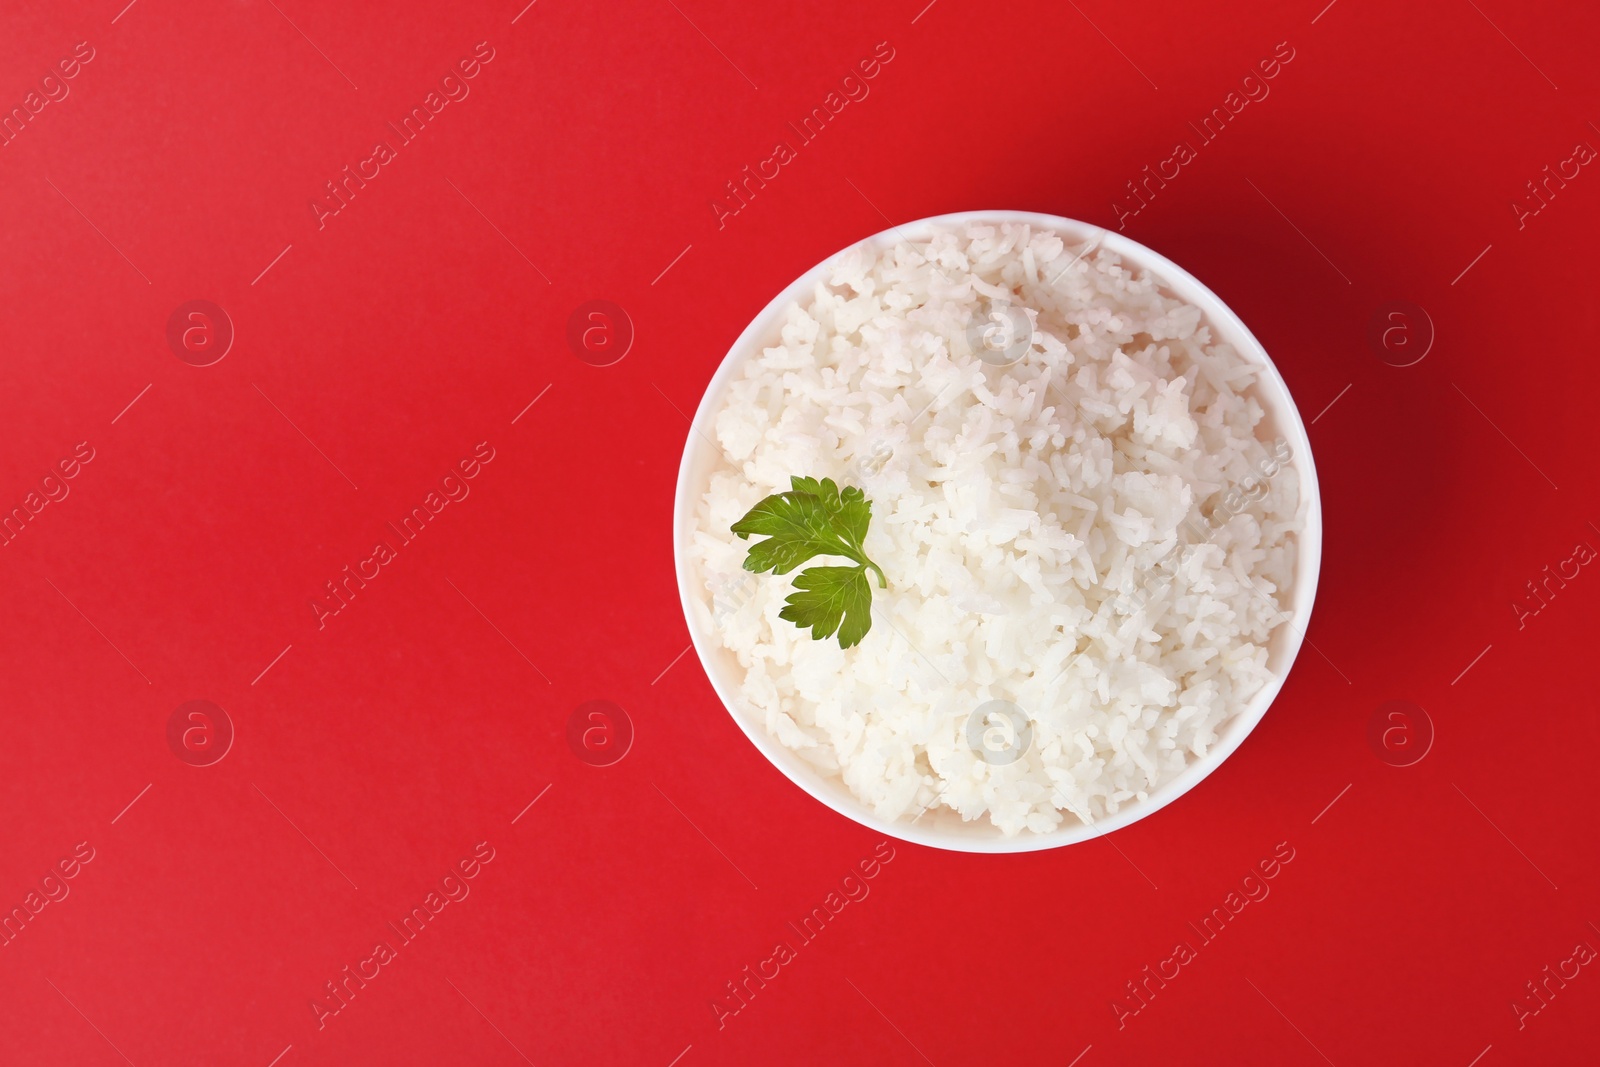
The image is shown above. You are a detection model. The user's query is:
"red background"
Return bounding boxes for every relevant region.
[2,0,1597,1064]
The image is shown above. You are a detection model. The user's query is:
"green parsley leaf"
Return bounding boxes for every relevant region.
[731,476,887,648]
[779,566,874,648]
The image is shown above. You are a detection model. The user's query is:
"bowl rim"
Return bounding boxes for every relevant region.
[671,209,1323,853]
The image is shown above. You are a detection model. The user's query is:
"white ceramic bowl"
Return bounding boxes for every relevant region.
[672,210,1322,853]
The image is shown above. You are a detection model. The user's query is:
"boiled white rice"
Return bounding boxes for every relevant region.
[689,222,1301,836]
